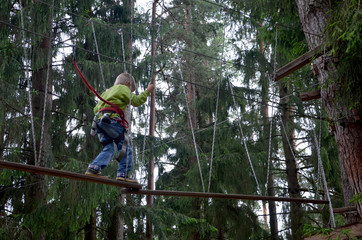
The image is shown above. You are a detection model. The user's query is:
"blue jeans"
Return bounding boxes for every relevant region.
[88,117,132,177]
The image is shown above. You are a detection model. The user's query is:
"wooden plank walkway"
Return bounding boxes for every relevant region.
[0,160,329,204]
[0,160,142,189]
[274,45,324,81]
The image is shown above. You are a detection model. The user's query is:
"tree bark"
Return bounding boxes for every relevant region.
[279,81,304,240]
[267,173,279,240]
[146,1,159,239]
[84,213,97,240]
[259,28,278,239]
[184,4,197,129]
[23,3,53,238]
[183,4,203,240]
[107,194,124,240]
[295,0,362,218]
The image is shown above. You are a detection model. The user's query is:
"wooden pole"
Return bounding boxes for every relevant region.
[146,1,159,239]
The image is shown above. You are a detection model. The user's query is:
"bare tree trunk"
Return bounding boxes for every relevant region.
[295,0,361,219]
[107,194,124,240]
[32,33,53,167]
[146,1,159,239]
[279,81,304,240]
[23,3,53,238]
[84,213,97,240]
[259,29,279,239]
[184,4,197,129]
[183,4,202,240]
[0,0,10,161]
[267,173,278,240]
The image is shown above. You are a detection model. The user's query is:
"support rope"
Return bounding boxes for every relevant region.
[279,114,300,178]
[1,15,312,113]
[125,90,132,178]
[207,15,225,193]
[265,76,276,188]
[140,0,164,183]
[90,19,106,91]
[266,24,278,188]
[308,104,336,228]
[130,0,134,75]
[228,81,261,194]
[38,0,55,166]
[178,51,206,193]
[315,107,322,198]
[19,0,37,164]
[140,98,151,183]
[118,29,127,73]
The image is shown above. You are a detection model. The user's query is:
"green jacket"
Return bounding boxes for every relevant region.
[93,84,150,114]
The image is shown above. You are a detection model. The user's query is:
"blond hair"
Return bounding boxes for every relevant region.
[114,73,136,92]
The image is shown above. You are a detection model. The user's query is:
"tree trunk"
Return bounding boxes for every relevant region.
[127,0,134,75]
[84,213,97,240]
[279,81,304,240]
[183,4,202,239]
[267,173,278,240]
[259,29,279,239]
[32,33,53,167]
[107,194,124,240]
[184,4,197,129]
[0,0,10,161]
[23,3,54,238]
[146,1,159,239]
[295,0,362,218]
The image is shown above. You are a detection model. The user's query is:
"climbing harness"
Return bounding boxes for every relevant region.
[73,55,129,129]
[73,50,130,163]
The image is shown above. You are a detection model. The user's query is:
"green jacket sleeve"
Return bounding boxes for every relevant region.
[93,85,150,114]
[130,89,150,107]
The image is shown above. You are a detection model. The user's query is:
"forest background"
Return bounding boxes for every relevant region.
[0,0,361,239]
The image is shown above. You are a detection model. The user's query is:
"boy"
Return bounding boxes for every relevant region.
[85,72,154,183]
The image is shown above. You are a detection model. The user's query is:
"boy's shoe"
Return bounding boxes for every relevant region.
[85,168,108,178]
[116,176,139,184]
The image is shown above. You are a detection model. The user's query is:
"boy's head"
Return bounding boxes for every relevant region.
[114,73,136,92]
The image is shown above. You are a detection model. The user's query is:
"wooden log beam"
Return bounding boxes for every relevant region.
[0,160,142,189]
[300,89,321,101]
[0,160,330,204]
[121,188,329,204]
[333,206,358,214]
[274,45,324,81]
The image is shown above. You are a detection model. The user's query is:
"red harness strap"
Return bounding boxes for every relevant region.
[73,57,129,128]
[99,107,128,129]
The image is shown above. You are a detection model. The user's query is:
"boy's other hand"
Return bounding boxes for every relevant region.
[147,82,155,93]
